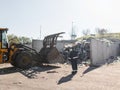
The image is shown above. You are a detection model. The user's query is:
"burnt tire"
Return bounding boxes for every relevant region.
[47,47,60,63]
[14,51,33,69]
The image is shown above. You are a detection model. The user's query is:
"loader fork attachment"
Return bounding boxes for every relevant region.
[43,32,65,48]
[39,32,65,63]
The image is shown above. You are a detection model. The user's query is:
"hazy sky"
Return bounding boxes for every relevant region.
[0,0,120,40]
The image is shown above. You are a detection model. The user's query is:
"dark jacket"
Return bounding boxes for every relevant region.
[68,50,78,61]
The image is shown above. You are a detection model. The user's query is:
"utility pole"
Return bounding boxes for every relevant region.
[71,22,77,40]
[40,25,41,40]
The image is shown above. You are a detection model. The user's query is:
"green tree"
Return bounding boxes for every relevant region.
[7,34,32,45]
[95,28,108,35]
[19,36,31,44]
[7,34,20,44]
[95,28,108,38]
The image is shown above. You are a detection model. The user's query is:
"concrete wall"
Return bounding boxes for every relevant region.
[90,39,120,66]
[56,41,65,52]
[32,40,65,52]
[32,39,76,52]
[32,39,43,52]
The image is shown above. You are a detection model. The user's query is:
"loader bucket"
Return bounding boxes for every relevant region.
[39,32,65,63]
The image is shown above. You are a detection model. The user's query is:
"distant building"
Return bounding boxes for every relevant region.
[97,33,120,39]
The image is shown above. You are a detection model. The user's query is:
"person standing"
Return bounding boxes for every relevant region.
[68,46,78,75]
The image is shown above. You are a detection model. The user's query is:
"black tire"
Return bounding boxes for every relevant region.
[11,51,19,67]
[15,51,33,69]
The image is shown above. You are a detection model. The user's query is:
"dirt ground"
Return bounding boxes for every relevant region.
[0,62,120,90]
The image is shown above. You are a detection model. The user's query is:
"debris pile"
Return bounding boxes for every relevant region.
[62,39,91,65]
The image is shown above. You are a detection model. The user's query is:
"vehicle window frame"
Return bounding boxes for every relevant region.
[1,30,8,49]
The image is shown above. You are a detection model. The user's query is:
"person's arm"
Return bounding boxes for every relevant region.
[68,52,72,60]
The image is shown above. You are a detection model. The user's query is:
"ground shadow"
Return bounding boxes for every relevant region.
[82,66,100,76]
[20,65,60,78]
[0,65,60,78]
[0,67,22,75]
[57,73,76,85]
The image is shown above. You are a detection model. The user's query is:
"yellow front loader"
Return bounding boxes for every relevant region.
[0,28,64,69]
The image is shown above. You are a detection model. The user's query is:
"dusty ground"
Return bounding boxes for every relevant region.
[0,62,120,90]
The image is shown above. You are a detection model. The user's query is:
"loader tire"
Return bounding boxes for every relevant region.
[15,51,33,69]
[11,51,19,67]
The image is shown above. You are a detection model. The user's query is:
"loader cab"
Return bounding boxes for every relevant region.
[0,28,9,63]
[0,28,8,49]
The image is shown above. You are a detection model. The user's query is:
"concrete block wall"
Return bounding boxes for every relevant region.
[32,39,43,52]
[32,39,75,52]
[32,40,65,52]
[90,39,120,66]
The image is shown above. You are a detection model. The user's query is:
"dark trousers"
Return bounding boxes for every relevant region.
[71,60,77,71]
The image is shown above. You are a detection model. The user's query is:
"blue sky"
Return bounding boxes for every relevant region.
[0,0,120,40]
